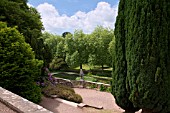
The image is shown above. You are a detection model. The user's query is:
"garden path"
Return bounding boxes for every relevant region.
[40,88,142,113]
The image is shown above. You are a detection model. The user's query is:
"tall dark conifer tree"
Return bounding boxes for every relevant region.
[112,0,139,112]
[112,0,170,112]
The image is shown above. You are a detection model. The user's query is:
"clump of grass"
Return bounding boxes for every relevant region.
[89,84,98,89]
[42,82,82,103]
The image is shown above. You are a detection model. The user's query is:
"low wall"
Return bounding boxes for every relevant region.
[0,87,53,113]
[72,80,110,89]
[54,77,110,89]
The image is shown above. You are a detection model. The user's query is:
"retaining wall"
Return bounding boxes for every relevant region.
[54,77,111,89]
[0,87,53,113]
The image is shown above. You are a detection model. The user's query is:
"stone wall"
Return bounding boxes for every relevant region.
[54,77,111,90]
[0,87,53,113]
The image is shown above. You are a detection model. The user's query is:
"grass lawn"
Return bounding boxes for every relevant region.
[51,64,112,84]
[53,72,79,80]
[53,72,111,84]
[74,64,112,71]
[76,76,97,82]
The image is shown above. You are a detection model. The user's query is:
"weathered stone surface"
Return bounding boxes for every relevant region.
[0,101,17,113]
[0,87,53,113]
[55,77,111,89]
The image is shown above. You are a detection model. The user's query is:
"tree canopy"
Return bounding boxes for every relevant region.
[0,0,52,66]
[0,22,42,103]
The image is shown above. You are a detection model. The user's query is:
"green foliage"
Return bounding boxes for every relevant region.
[99,84,107,91]
[0,22,42,103]
[111,0,140,111]
[56,38,66,58]
[49,57,68,70]
[76,76,97,82]
[88,26,114,68]
[89,84,97,89]
[108,37,115,68]
[106,87,111,92]
[54,73,78,80]
[64,27,114,69]
[87,72,93,76]
[0,0,52,67]
[66,51,80,68]
[112,0,170,112]
[42,83,83,103]
[41,32,63,58]
[65,30,89,69]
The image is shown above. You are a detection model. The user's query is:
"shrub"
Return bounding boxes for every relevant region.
[106,87,111,92]
[60,90,82,103]
[0,22,43,103]
[89,84,97,89]
[99,84,107,91]
[42,83,83,103]
[49,57,68,70]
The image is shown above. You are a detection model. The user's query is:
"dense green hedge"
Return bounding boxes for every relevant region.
[112,0,170,113]
[0,22,43,103]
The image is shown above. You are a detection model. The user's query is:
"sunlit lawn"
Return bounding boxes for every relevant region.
[74,64,112,71]
[52,64,112,84]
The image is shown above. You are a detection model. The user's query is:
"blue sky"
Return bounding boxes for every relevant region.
[28,0,119,35]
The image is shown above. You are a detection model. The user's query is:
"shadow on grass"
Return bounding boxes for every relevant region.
[60,68,112,77]
[54,72,79,80]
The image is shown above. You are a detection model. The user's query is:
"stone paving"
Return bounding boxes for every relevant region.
[0,101,17,113]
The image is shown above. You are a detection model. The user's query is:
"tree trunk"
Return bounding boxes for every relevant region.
[101,64,104,73]
[141,109,154,113]
[80,64,82,69]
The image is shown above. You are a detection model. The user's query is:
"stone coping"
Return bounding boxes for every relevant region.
[0,87,53,113]
[54,77,110,86]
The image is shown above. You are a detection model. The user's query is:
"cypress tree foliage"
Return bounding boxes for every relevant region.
[112,0,170,112]
[111,0,139,112]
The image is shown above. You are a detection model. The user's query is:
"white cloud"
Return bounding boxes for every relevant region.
[36,2,118,35]
[27,3,34,7]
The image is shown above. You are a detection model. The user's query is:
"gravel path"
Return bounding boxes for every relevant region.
[0,101,17,113]
[40,96,85,113]
[74,88,124,112]
[40,88,142,113]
